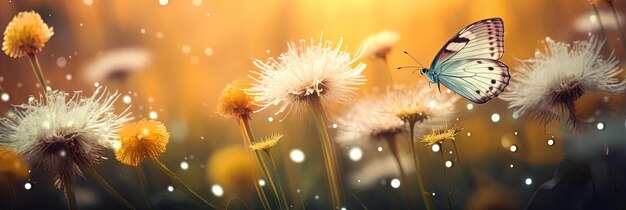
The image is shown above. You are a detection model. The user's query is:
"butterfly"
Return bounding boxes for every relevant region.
[400,18,510,104]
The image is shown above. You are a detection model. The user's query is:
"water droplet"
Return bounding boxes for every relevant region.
[431,144,440,152]
[1,93,9,102]
[525,178,532,185]
[491,113,500,122]
[268,117,274,122]
[180,161,189,170]
[314,195,320,200]
[94,82,100,87]
[332,123,338,129]
[149,111,158,120]
[348,147,362,161]
[167,185,174,192]
[466,132,471,137]
[24,183,32,190]
[590,15,597,23]
[514,131,518,136]
[340,208,347,210]
[510,163,514,168]
[432,192,436,196]
[596,122,605,130]
[466,104,473,110]
[289,149,305,163]
[211,184,223,197]
[377,146,383,152]
[445,160,453,168]
[182,45,191,54]
[159,0,169,6]
[192,0,202,6]
[56,57,67,68]
[258,179,266,187]
[509,145,518,153]
[547,138,555,146]
[390,178,401,188]
[123,95,132,104]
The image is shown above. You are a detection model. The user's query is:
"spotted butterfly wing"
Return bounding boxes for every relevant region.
[431,18,510,104]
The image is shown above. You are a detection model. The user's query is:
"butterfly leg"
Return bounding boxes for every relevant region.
[437,82,442,93]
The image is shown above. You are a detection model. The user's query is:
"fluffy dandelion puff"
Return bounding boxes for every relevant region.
[2,11,54,58]
[249,133,283,151]
[421,126,462,146]
[217,80,258,120]
[500,36,625,128]
[336,97,405,145]
[115,119,170,166]
[83,48,151,83]
[0,88,131,188]
[360,31,400,59]
[246,37,366,117]
[382,81,460,132]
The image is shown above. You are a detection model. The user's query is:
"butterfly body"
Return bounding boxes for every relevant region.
[411,18,510,104]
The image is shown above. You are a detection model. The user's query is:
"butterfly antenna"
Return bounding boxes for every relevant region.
[403,51,425,68]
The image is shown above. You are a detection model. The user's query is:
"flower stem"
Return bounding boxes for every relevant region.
[255,151,284,210]
[451,140,475,210]
[590,2,609,41]
[265,151,290,210]
[309,103,343,209]
[136,165,154,210]
[608,1,626,52]
[64,180,78,210]
[151,158,220,209]
[238,117,273,210]
[85,166,136,210]
[26,53,48,93]
[408,120,433,210]
[385,136,415,209]
[439,147,453,210]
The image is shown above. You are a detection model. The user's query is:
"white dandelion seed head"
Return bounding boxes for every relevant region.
[335,97,405,146]
[83,48,151,83]
[381,81,460,133]
[0,88,132,188]
[246,37,366,117]
[360,30,400,59]
[501,36,625,128]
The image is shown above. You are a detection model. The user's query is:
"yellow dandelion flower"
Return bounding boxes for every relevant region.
[250,133,283,151]
[116,119,170,166]
[0,146,29,180]
[217,80,258,120]
[207,146,254,195]
[421,126,462,146]
[2,11,54,58]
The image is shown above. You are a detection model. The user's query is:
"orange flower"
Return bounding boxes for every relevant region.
[116,119,170,166]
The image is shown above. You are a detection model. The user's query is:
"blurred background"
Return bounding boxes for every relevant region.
[0,0,625,209]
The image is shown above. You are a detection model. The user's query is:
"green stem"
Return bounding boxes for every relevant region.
[439,148,453,210]
[64,180,78,210]
[26,53,48,93]
[608,1,626,53]
[239,117,273,210]
[408,120,433,210]
[385,136,415,209]
[3,175,16,210]
[309,103,343,209]
[451,140,474,210]
[255,150,283,209]
[265,151,290,210]
[136,165,154,210]
[85,166,136,210]
[151,159,220,209]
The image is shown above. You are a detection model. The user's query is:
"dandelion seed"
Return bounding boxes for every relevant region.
[596,122,605,130]
[525,178,532,185]
[159,0,168,6]
[289,149,305,163]
[501,36,625,129]
[0,88,131,188]
[180,161,189,170]
[1,93,9,102]
[348,147,362,161]
[491,113,500,122]
[258,179,266,187]
[249,133,283,152]
[547,138,555,146]
[390,178,401,188]
[509,145,518,153]
[24,183,31,190]
[167,185,174,192]
[360,31,400,59]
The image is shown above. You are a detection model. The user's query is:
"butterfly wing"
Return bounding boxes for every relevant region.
[436,59,510,104]
[430,18,505,69]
